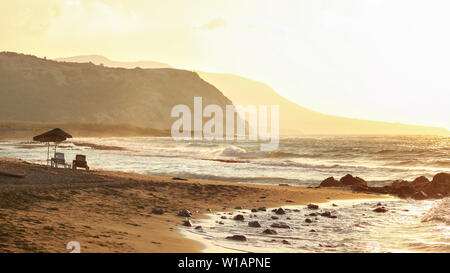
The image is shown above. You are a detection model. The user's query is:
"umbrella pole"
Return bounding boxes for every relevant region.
[47,142,50,165]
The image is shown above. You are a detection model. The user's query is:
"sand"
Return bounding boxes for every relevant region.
[0,158,389,253]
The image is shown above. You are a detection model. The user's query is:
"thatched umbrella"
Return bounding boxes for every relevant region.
[33,128,73,165]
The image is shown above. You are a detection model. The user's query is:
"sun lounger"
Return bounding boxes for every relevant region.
[72,154,89,171]
[51,152,70,168]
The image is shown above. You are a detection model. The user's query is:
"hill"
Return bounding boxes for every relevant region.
[198,72,448,135]
[43,53,449,135]
[0,52,231,131]
[55,55,171,69]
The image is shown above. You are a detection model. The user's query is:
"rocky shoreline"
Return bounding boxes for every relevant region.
[319,173,450,200]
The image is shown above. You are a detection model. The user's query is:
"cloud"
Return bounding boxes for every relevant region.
[193,17,227,31]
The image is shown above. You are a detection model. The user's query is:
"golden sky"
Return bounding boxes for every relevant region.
[2,0,449,130]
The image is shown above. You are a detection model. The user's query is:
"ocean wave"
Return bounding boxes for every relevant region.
[210,145,303,159]
[213,146,249,157]
[389,160,421,167]
[375,149,396,154]
[159,172,305,184]
[422,198,450,225]
[389,160,450,169]
[428,160,450,168]
[257,160,340,169]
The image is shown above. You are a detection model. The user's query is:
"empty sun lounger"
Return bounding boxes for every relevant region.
[51,152,70,168]
[72,154,89,171]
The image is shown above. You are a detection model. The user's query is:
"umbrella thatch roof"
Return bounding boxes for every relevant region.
[33,128,73,143]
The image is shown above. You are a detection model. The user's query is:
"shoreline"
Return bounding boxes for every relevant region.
[179,197,395,253]
[0,158,390,253]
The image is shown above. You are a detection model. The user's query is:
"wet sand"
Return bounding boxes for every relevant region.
[0,158,388,253]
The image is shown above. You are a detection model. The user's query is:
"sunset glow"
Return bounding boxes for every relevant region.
[2,0,450,130]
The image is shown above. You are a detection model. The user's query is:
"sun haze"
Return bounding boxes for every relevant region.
[1,0,449,130]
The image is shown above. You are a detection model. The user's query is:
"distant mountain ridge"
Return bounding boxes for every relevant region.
[0,52,230,130]
[55,55,448,135]
[2,52,447,135]
[55,55,172,69]
[197,72,449,135]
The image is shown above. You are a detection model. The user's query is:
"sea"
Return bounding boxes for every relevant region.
[0,135,448,252]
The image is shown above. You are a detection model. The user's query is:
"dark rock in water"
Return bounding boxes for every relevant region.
[221,216,227,219]
[218,221,224,225]
[152,208,164,215]
[263,229,277,235]
[226,235,247,241]
[432,172,448,182]
[340,174,368,187]
[305,218,312,223]
[411,191,428,200]
[332,204,338,207]
[248,221,261,228]
[412,176,430,185]
[293,209,300,212]
[320,211,337,218]
[396,185,417,198]
[307,204,319,210]
[320,177,340,187]
[286,200,294,203]
[366,186,391,195]
[320,211,331,217]
[318,173,449,200]
[183,220,193,227]
[251,208,258,212]
[308,213,318,216]
[177,209,192,217]
[195,226,202,230]
[310,229,316,232]
[275,208,286,215]
[282,240,291,245]
[233,214,245,221]
[271,216,279,220]
[279,184,289,186]
[391,179,410,188]
[351,184,370,192]
[258,206,267,211]
[428,173,450,196]
[373,207,388,213]
[270,222,290,229]
[234,206,242,210]
[388,179,416,198]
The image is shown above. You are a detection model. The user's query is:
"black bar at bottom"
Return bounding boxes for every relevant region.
[0,253,443,272]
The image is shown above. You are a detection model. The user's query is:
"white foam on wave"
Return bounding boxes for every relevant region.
[212,146,249,157]
[422,198,450,225]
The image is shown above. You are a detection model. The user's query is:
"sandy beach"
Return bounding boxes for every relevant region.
[0,158,389,253]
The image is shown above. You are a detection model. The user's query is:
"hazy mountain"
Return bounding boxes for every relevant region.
[55,55,172,69]
[11,52,447,135]
[198,72,448,135]
[0,52,230,131]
